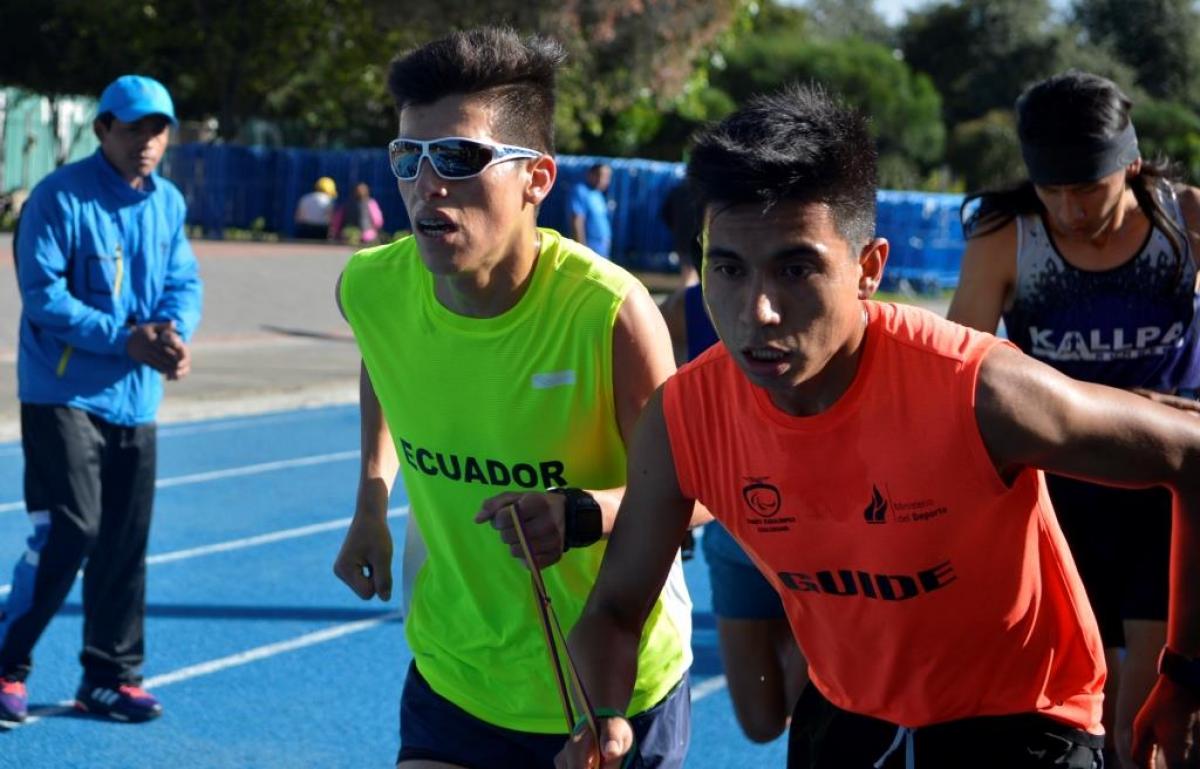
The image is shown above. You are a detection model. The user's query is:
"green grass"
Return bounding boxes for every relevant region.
[875,288,955,305]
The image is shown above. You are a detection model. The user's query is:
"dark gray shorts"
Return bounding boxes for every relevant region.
[396,662,690,769]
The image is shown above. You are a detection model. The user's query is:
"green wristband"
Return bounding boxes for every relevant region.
[571,707,626,734]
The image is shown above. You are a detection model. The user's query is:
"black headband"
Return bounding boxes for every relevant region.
[1020,122,1140,186]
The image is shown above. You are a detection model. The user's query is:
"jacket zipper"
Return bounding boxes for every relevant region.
[56,345,73,377]
[57,243,124,379]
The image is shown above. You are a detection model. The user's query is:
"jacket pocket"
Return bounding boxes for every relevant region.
[85,249,124,297]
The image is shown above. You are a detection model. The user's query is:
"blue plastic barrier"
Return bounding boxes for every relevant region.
[874,190,965,293]
[542,156,684,271]
[163,145,410,238]
[161,144,966,290]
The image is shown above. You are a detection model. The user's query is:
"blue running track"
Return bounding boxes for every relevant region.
[0,405,787,768]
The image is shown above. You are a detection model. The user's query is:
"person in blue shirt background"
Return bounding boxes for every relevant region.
[570,162,613,257]
[0,74,202,725]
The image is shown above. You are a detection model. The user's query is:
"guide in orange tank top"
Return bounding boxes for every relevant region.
[667,300,1105,731]
[556,84,1200,769]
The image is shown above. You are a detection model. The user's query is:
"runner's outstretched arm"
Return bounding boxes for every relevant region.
[974,344,1200,768]
[555,388,695,769]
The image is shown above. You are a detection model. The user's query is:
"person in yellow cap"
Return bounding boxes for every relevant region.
[294,176,337,239]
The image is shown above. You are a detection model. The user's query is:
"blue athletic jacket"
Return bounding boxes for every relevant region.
[16,150,203,426]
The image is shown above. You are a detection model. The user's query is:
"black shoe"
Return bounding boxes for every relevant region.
[74,682,162,723]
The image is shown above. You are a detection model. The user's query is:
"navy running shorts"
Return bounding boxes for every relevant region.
[396,662,690,769]
[701,522,786,621]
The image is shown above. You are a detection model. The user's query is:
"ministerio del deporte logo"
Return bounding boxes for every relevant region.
[863,484,889,524]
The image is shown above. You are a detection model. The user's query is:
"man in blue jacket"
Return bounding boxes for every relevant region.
[0,75,202,724]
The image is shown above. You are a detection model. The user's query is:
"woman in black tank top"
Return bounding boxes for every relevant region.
[949,70,1200,769]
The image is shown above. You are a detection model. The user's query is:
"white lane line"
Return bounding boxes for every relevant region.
[4,701,76,727]
[142,610,402,689]
[0,507,409,597]
[690,674,728,702]
[156,450,359,488]
[158,407,356,439]
[0,406,357,459]
[0,449,360,513]
[6,611,402,728]
[146,509,408,565]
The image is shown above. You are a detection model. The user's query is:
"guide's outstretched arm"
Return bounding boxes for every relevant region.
[974,344,1200,768]
[555,389,694,769]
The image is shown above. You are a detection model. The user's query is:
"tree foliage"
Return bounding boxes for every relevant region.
[713,32,945,188]
[9,0,1200,195]
[1044,29,1141,101]
[899,0,1062,125]
[1133,100,1200,183]
[1073,0,1200,108]
[946,109,1023,191]
[0,2,160,100]
[803,0,893,46]
[0,0,742,151]
[0,0,393,145]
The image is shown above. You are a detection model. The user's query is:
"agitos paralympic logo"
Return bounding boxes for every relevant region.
[742,477,781,517]
[740,477,795,533]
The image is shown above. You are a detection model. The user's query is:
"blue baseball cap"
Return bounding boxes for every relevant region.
[98,75,177,125]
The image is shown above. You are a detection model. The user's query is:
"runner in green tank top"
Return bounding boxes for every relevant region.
[331,28,698,769]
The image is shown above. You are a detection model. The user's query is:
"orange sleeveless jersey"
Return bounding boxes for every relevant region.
[664,301,1105,731]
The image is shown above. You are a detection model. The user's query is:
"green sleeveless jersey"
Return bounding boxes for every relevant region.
[341,229,691,733]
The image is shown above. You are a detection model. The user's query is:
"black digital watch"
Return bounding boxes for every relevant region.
[549,487,602,551]
[1158,646,1200,697]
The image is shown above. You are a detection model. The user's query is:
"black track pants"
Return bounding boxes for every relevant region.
[0,404,156,686]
